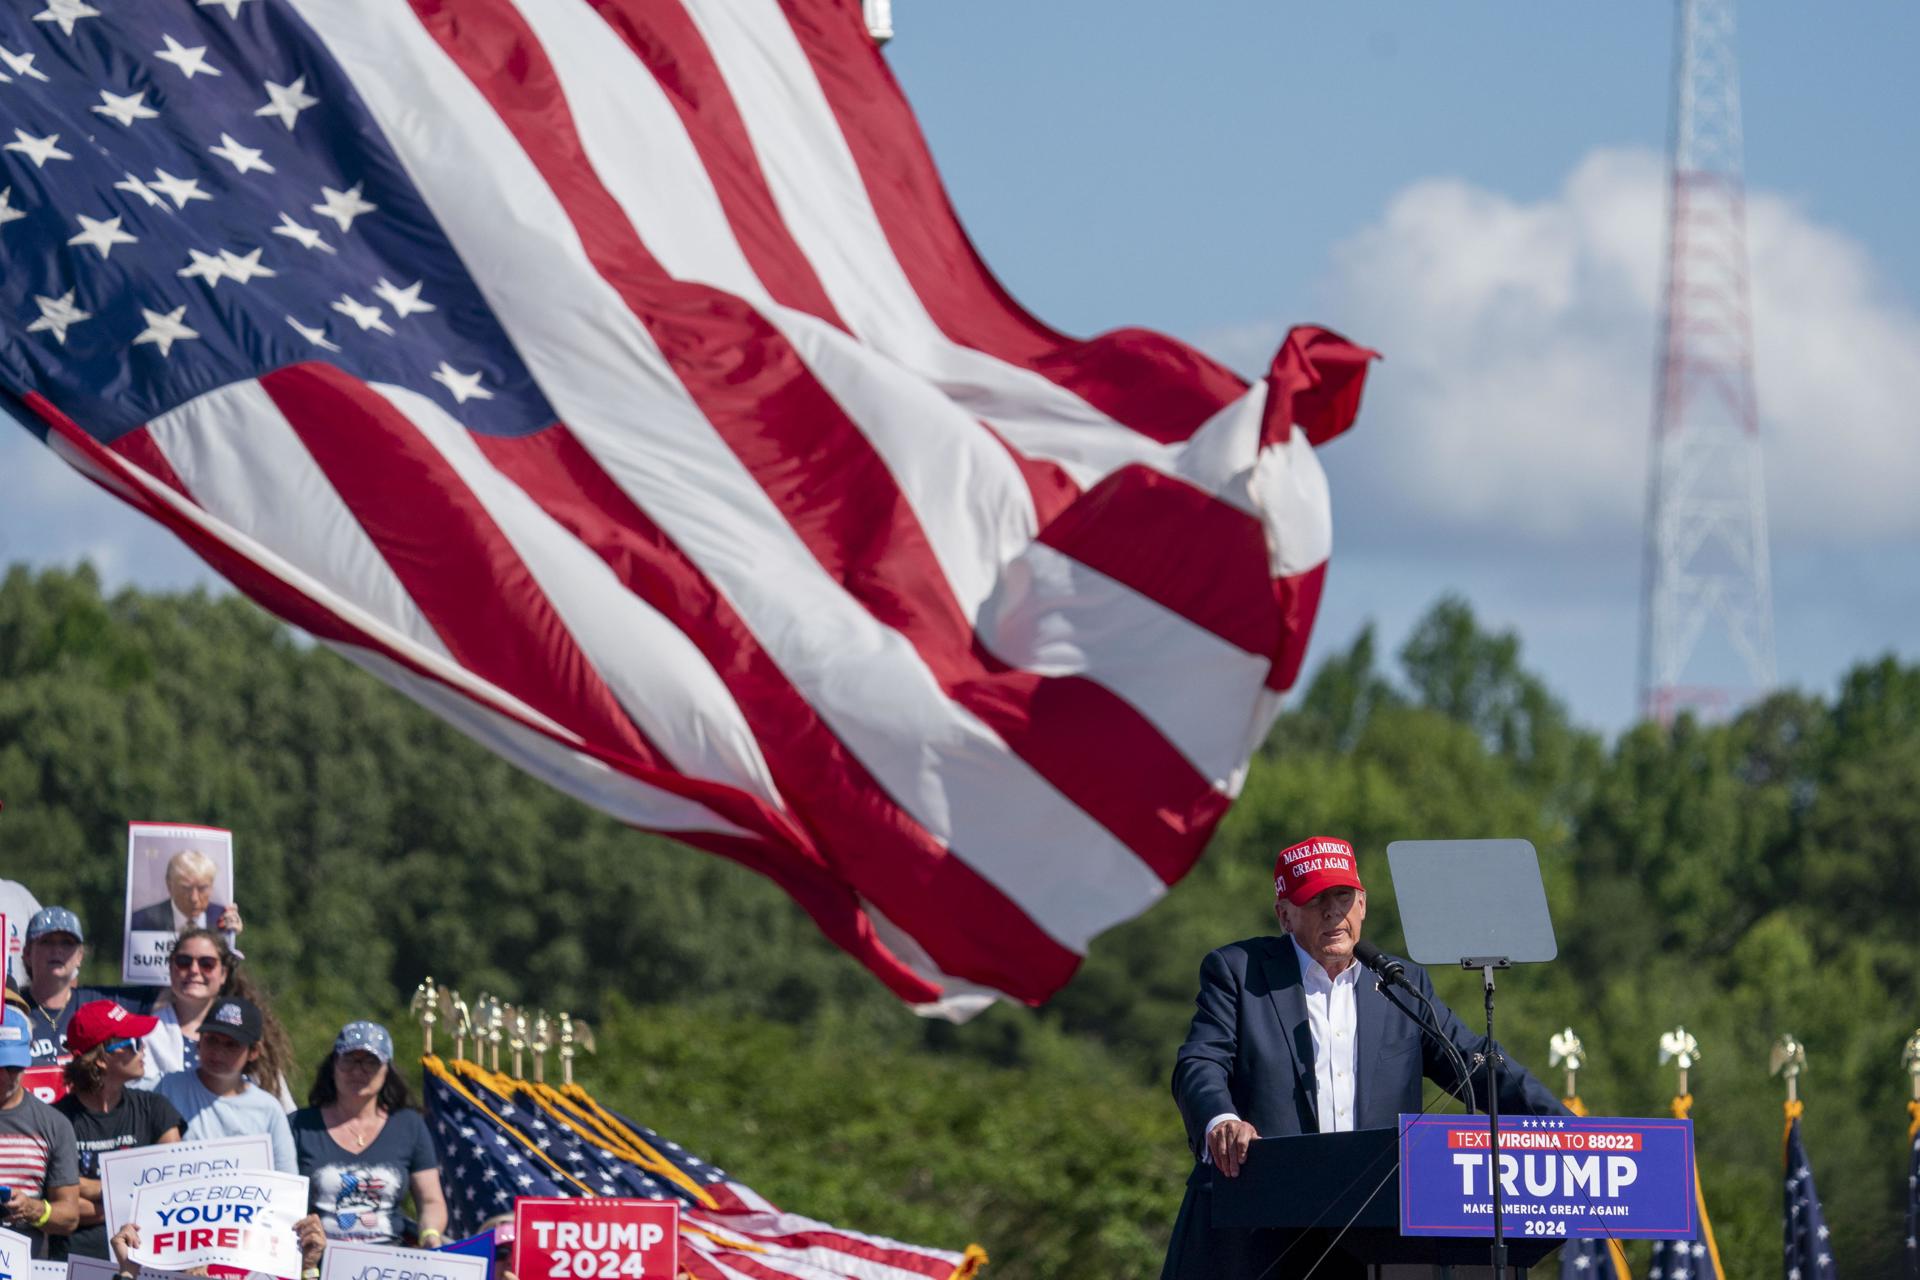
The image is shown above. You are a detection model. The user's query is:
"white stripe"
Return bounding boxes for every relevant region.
[290,0,1168,953]
[334,646,752,836]
[143,382,451,663]
[45,426,750,840]
[978,542,1273,785]
[687,1211,959,1280]
[365,380,786,811]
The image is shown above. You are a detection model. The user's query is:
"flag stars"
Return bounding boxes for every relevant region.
[312,182,375,232]
[255,76,318,130]
[271,212,333,253]
[67,213,138,259]
[32,0,100,37]
[179,249,230,287]
[5,130,72,168]
[155,34,221,79]
[374,278,435,319]
[149,169,213,209]
[0,46,50,82]
[0,187,26,229]
[92,89,160,127]
[209,133,274,175]
[219,247,275,284]
[198,0,257,16]
[133,306,199,357]
[26,291,90,344]
[286,317,341,352]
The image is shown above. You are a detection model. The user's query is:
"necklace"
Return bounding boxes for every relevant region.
[331,1107,381,1151]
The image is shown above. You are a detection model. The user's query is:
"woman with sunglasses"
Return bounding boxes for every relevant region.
[55,1000,182,1260]
[138,929,297,1108]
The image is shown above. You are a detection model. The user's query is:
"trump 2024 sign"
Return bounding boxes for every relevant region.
[513,1198,678,1280]
[1399,1114,1697,1239]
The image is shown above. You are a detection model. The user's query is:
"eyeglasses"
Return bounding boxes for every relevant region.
[170,954,221,973]
[102,1038,138,1054]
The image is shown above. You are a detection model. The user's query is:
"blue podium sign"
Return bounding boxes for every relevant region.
[1398,1114,1697,1239]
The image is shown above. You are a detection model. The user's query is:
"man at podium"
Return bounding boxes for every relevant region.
[1162,837,1564,1279]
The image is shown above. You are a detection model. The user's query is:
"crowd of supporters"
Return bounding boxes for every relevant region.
[1,880,447,1262]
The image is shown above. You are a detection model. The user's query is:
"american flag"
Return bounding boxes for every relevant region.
[1905,1102,1919,1280]
[0,0,1373,1012]
[424,1057,985,1279]
[1781,1102,1837,1280]
[1648,1094,1721,1280]
[1557,1093,1630,1280]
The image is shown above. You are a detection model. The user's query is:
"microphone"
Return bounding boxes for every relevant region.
[1353,939,1408,987]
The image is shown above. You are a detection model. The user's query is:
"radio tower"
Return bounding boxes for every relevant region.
[1638,0,1776,723]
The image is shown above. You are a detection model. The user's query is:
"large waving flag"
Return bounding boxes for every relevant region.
[0,0,1373,1010]
[425,1056,987,1279]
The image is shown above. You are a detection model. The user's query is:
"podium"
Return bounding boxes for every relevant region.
[1210,1130,1564,1278]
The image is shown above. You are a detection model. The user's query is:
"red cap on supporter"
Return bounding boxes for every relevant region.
[65,998,159,1055]
[1273,836,1364,906]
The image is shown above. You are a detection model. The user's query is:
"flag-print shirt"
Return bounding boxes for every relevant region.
[0,1089,79,1256]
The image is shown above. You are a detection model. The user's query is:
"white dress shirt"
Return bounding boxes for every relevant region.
[173,905,207,932]
[1205,937,1363,1155]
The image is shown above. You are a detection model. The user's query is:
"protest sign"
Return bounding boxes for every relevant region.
[100,1133,275,1235]
[69,1255,181,1280]
[1398,1114,1697,1239]
[32,1260,70,1280]
[512,1199,678,1280]
[122,823,235,984]
[20,1065,65,1104]
[128,1168,309,1280]
[322,1239,491,1280]
[0,1228,30,1280]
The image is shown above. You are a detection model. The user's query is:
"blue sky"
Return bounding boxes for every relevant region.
[4,2,1917,732]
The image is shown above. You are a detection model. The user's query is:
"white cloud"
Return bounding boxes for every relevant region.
[1202,147,1920,549]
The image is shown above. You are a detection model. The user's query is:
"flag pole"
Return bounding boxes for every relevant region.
[409,976,439,1057]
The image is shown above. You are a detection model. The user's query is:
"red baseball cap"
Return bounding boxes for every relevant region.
[1273,836,1365,906]
[65,999,159,1055]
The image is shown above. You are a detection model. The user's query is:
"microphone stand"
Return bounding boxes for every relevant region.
[1466,956,1511,1279]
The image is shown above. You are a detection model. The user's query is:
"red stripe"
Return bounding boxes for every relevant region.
[410,0,1225,886]
[33,400,949,1005]
[476,426,1080,1003]
[108,427,192,498]
[1269,562,1327,692]
[581,0,846,329]
[692,1215,954,1278]
[773,0,1251,444]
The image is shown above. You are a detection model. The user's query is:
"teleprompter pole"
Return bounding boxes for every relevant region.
[1468,958,1511,1278]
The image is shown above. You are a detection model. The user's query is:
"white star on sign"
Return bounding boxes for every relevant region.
[373,278,435,319]
[5,130,72,168]
[67,213,138,259]
[218,247,275,283]
[0,187,26,229]
[26,291,90,344]
[208,133,274,175]
[331,294,393,335]
[0,45,50,81]
[178,249,230,287]
[271,212,333,253]
[133,306,199,357]
[149,169,213,209]
[311,182,374,233]
[32,0,100,37]
[431,363,493,404]
[114,173,167,210]
[155,34,221,78]
[91,89,159,127]
[197,0,255,16]
[254,76,317,130]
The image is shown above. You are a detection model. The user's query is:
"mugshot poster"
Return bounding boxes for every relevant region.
[122,822,235,985]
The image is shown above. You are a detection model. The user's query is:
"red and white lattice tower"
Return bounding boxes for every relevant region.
[1638,0,1776,723]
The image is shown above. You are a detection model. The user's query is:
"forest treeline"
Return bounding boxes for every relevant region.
[1,562,1916,1277]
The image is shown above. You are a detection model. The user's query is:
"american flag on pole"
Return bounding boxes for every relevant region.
[1648,1092,1721,1280]
[424,1056,987,1279]
[1781,1101,1838,1280]
[0,0,1374,1011]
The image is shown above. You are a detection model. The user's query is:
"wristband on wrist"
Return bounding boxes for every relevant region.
[32,1199,52,1228]
[421,1229,442,1245]
[302,1268,321,1278]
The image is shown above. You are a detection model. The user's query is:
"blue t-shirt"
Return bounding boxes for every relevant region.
[155,1069,297,1172]
[290,1107,439,1243]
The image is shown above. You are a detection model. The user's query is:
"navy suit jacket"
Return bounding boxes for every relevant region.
[1162,935,1565,1279]
[129,900,229,933]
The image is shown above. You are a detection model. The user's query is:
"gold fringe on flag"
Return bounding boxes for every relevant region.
[1561,1094,1633,1280]
[1670,1092,1726,1280]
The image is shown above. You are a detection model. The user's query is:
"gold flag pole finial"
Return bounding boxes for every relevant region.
[475,993,505,1073]
[1903,1031,1920,1103]
[1770,1034,1807,1104]
[408,977,440,1057]
[531,1011,552,1085]
[507,1005,528,1080]
[1658,1026,1700,1098]
[440,988,473,1063]
[1549,1027,1585,1101]
[559,1012,596,1087]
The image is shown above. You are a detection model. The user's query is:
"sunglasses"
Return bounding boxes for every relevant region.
[170,953,222,973]
[102,1038,138,1054]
